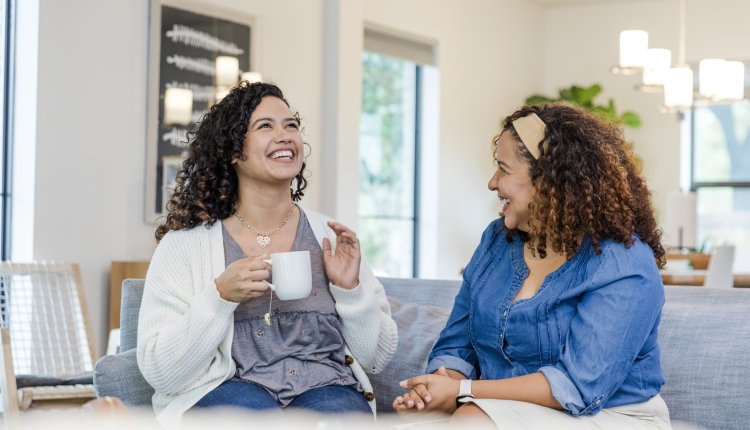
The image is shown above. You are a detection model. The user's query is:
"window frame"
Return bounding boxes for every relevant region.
[690,107,750,190]
[1,0,15,260]
[689,105,750,265]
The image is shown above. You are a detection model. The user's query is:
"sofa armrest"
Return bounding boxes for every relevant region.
[93,349,154,407]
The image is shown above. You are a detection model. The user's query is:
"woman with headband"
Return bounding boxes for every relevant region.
[393,103,671,428]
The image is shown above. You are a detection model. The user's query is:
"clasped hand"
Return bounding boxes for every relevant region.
[393,366,462,415]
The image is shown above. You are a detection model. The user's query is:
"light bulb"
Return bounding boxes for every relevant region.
[619,30,648,68]
[664,66,694,108]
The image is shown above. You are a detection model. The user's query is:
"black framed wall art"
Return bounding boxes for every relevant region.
[145,0,257,221]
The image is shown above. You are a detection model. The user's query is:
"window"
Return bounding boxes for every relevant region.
[691,102,750,271]
[358,28,437,278]
[359,52,419,277]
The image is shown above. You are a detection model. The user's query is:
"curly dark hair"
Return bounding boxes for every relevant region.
[496,103,665,268]
[155,81,308,242]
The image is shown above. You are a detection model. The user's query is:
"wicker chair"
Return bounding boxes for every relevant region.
[0,261,97,423]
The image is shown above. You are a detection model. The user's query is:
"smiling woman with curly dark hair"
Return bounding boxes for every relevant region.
[500,103,666,268]
[395,103,671,429]
[155,82,307,241]
[139,81,397,425]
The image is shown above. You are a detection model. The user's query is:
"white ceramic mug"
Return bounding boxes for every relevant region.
[264,250,312,300]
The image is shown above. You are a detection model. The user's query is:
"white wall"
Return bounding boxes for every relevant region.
[543,0,750,232]
[34,0,154,357]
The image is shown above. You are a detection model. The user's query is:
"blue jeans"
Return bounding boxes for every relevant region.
[193,379,371,414]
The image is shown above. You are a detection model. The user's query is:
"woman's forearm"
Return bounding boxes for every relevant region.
[472,372,563,410]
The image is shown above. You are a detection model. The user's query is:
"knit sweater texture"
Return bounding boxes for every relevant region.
[137,207,398,426]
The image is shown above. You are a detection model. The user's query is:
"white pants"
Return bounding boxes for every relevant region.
[470,394,671,430]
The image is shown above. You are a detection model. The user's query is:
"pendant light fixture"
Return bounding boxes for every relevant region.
[663,0,693,110]
[612,0,745,113]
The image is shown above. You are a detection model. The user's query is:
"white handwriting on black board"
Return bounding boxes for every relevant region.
[166,81,216,102]
[166,55,214,76]
[191,110,209,123]
[162,127,189,149]
[165,24,245,56]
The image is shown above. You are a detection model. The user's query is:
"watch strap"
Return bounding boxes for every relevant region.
[455,379,474,408]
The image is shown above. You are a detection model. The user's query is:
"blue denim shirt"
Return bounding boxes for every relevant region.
[427,220,665,416]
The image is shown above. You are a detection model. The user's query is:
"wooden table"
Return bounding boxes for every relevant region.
[109,261,150,331]
[661,270,750,288]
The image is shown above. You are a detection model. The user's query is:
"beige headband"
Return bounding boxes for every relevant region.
[512,113,546,159]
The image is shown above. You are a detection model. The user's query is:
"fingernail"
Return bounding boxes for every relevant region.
[399,380,407,387]
[425,396,432,402]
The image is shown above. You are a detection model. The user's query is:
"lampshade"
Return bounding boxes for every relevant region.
[664,66,694,108]
[215,56,239,87]
[619,30,648,68]
[642,48,672,86]
[699,59,726,99]
[718,61,745,100]
[241,71,262,83]
[664,191,696,249]
[164,88,193,125]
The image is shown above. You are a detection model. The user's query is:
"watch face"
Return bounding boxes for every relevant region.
[459,379,473,396]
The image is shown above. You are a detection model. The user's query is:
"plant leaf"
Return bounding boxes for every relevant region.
[577,84,601,106]
[620,111,642,128]
[559,88,574,101]
[525,95,553,105]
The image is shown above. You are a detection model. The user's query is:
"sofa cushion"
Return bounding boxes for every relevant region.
[380,277,460,308]
[120,279,146,352]
[369,296,451,414]
[659,287,750,430]
[16,373,93,388]
[93,348,154,407]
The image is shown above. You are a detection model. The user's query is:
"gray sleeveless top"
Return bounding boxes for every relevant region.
[223,210,361,405]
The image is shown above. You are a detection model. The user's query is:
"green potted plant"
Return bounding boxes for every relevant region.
[525,83,641,129]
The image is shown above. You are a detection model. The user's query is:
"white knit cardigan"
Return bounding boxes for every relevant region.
[137,206,398,426]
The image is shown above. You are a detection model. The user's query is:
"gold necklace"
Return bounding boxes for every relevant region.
[234,205,296,248]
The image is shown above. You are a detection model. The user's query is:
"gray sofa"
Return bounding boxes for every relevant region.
[94,278,750,430]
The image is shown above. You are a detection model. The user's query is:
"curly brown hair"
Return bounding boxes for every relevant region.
[496,103,665,268]
[155,82,308,242]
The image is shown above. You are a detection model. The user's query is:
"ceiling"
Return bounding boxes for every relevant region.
[530,0,661,6]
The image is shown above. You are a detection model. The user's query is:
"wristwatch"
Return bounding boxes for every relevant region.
[455,379,474,408]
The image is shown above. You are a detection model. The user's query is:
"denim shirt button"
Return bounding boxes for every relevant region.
[503,309,509,318]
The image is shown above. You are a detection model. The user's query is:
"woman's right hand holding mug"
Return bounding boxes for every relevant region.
[214,256,270,303]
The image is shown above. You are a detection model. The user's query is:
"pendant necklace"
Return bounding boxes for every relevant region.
[234,205,296,248]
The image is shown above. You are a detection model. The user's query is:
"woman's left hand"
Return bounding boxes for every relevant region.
[322,221,361,290]
[399,374,461,414]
